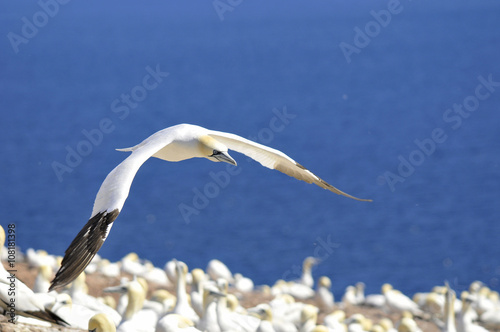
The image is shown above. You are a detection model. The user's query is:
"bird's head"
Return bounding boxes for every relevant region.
[199,135,237,166]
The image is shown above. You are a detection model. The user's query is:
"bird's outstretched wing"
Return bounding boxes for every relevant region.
[208,130,371,202]
[50,132,176,291]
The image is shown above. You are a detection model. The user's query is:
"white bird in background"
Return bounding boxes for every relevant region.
[0,226,67,327]
[169,260,199,324]
[316,276,335,312]
[88,313,117,332]
[300,257,319,288]
[104,278,158,332]
[442,283,457,332]
[50,123,371,291]
[206,259,234,284]
[381,284,423,316]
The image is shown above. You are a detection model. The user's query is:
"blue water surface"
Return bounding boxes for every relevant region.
[1,0,499,298]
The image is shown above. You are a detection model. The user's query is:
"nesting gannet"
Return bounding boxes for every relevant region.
[316,276,334,312]
[216,278,260,332]
[50,124,371,291]
[0,226,67,326]
[379,318,397,332]
[299,257,319,288]
[141,261,170,286]
[248,303,276,332]
[354,282,366,305]
[64,271,121,326]
[248,295,298,332]
[196,286,226,332]
[342,286,359,306]
[33,264,53,293]
[104,278,158,332]
[98,258,121,278]
[207,259,234,283]
[457,292,488,332]
[381,284,423,316]
[121,252,148,276]
[397,316,422,332]
[51,293,99,329]
[145,289,176,316]
[346,313,372,332]
[442,283,457,332]
[169,260,199,324]
[269,293,304,329]
[89,313,117,332]
[156,314,201,332]
[278,280,316,300]
[323,310,347,331]
[190,268,207,318]
[299,304,319,332]
[26,248,57,269]
[363,293,385,308]
[234,273,255,293]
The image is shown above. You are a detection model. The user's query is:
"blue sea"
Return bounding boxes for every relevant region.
[1,1,500,299]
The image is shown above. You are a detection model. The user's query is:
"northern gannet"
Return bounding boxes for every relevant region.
[169,260,199,324]
[381,284,423,316]
[323,310,347,331]
[397,316,423,332]
[345,313,372,332]
[248,303,276,332]
[315,276,334,312]
[51,293,99,329]
[234,273,255,293]
[89,313,117,332]
[342,286,359,306]
[33,264,52,293]
[156,314,201,332]
[206,259,234,283]
[215,278,260,332]
[50,123,371,291]
[299,257,319,288]
[190,268,207,318]
[0,226,68,326]
[299,304,319,332]
[442,283,457,332]
[104,278,158,332]
[196,286,225,332]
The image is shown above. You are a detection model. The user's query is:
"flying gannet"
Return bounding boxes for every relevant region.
[50,123,371,291]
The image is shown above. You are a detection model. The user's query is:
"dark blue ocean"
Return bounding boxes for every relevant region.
[1,1,500,299]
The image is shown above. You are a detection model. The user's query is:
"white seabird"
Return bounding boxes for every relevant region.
[0,226,67,326]
[50,123,371,291]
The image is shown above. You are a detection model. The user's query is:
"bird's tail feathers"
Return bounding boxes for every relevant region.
[116,142,144,152]
[116,146,135,152]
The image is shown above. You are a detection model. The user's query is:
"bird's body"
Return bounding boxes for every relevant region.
[50,124,370,291]
[0,226,67,326]
[382,284,423,316]
[316,276,335,312]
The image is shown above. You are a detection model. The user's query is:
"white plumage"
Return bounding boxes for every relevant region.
[50,124,370,291]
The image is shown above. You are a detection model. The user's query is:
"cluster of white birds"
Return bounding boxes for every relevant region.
[2,229,500,332]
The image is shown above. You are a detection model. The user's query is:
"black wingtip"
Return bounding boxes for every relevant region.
[50,209,120,291]
[24,309,69,326]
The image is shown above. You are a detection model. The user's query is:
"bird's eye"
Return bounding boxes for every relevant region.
[211,150,220,156]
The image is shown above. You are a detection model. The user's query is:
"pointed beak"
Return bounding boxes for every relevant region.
[214,151,237,166]
[103,285,127,294]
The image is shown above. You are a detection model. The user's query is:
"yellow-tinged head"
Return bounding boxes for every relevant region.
[88,313,116,332]
[381,283,393,294]
[319,276,332,289]
[300,304,319,323]
[199,135,236,165]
